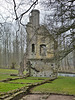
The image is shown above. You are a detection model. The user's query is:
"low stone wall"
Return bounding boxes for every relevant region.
[0,77,56,100]
[0,74,29,82]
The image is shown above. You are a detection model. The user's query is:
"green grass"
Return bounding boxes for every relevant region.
[0,68,27,93]
[10,79,43,84]
[0,69,19,80]
[0,68,26,75]
[0,82,27,93]
[0,68,75,95]
[10,77,49,84]
[0,68,27,80]
[0,69,18,74]
[26,77,49,80]
[32,76,75,95]
[0,69,46,93]
[0,74,19,80]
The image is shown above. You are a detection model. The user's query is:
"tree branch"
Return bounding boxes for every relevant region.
[54,22,75,36]
[19,0,38,23]
[13,0,18,20]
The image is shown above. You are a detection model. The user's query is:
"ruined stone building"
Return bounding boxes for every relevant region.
[26,10,57,77]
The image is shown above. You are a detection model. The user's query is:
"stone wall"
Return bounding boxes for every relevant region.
[29,60,55,77]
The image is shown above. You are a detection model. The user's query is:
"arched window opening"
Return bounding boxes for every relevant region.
[40,44,46,56]
[32,44,35,53]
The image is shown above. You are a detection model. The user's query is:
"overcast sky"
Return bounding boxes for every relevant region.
[0,0,48,24]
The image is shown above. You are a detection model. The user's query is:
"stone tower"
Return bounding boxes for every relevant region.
[26,10,40,58]
[26,9,57,77]
[29,10,39,29]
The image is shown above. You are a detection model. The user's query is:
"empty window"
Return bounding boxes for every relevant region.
[51,64,53,66]
[40,44,46,56]
[32,44,35,52]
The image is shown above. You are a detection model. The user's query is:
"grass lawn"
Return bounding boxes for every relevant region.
[0,69,18,74]
[0,69,47,93]
[0,68,75,95]
[0,68,27,80]
[10,79,43,84]
[0,69,19,81]
[32,76,75,95]
[0,68,26,75]
[0,68,27,93]
[9,77,49,84]
[0,74,19,80]
[0,82,28,93]
[26,77,49,80]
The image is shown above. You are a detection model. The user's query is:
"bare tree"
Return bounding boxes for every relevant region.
[0,0,39,69]
[41,0,75,72]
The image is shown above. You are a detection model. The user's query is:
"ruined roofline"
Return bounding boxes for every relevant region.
[36,25,56,39]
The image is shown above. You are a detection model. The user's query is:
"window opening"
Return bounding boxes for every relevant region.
[32,44,35,52]
[40,44,46,56]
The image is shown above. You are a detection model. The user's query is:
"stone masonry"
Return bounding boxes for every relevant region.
[26,9,57,77]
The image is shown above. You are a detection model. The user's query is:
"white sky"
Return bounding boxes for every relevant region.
[0,0,75,24]
[0,0,47,24]
[0,0,53,27]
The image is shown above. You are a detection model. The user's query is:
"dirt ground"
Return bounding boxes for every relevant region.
[20,94,75,100]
